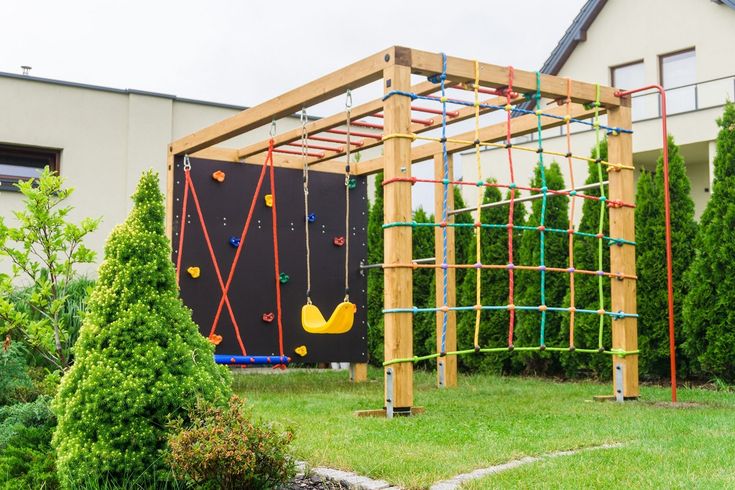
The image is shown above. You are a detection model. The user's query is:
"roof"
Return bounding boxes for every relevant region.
[540,0,735,76]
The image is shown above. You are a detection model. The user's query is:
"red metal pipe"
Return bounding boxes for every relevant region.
[372,112,434,126]
[309,135,365,147]
[327,128,382,139]
[616,84,676,403]
[273,147,325,158]
[351,120,384,130]
[411,105,460,118]
[286,142,342,152]
[455,82,519,99]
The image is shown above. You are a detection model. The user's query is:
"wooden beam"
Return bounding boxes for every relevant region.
[409,48,621,107]
[356,102,603,175]
[170,47,404,155]
[383,62,414,412]
[349,363,368,383]
[434,153,457,388]
[607,101,639,399]
[165,148,175,239]
[190,147,347,174]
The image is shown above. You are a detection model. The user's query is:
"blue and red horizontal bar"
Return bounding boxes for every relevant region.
[214,355,291,365]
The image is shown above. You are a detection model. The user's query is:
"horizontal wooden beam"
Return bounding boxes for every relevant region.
[355,102,604,175]
[171,47,404,155]
[191,147,347,174]
[409,48,621,107]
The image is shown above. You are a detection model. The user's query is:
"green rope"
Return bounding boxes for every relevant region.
[594,84,606,350]
[536,72,547,346]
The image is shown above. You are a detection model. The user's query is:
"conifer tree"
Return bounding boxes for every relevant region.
[636,136,697,379]
[366,172,385,365]
[458,182,525,373]
[53,171,231,487]
[412,207,436,358]
[683,102,735,381]
[515,162,569,374]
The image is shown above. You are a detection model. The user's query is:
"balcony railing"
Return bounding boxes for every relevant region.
[630,75,735,121]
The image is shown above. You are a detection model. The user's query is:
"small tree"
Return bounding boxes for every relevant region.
[412,207,435,358]
[560,141,611,378]
[515,162,569,375]
[53,171,231,487]
[636,136,697,379]
[458,182,525,373]
[0,167,99,371]
[683,102,735,381]
[366,172,385,365]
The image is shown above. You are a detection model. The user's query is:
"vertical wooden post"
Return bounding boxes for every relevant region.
[607,101,639,398]
[165,147,175,240]
[349,363,368,383]
[383,61,414,412]
[434,153,457,388]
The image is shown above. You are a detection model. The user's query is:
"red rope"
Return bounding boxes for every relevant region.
[185,170,247,355]
[266,139,286,359]
[175,173,190,285]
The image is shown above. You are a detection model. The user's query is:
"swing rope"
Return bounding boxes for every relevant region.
[301,110,312,304]
[344,90,352,302]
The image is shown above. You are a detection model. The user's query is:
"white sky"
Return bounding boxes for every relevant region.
[2,0,587,211]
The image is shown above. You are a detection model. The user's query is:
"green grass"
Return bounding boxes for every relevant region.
[233,368,735,489]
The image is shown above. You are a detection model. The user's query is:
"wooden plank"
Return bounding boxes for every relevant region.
[170,48,398,155]
[409,48,621,107]
[382,63,414,411]
[434,153,457,388]
[165,147,175,239]
[191,147,347,175]
[356,102,603,175]
[236,80,442,160]
[607,102,639,399]
[354,407,424,418]
[349,363,368,383]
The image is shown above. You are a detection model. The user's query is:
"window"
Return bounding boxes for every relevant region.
[660,49,696,114]
[611,61,652,120]
[0,144,60,191]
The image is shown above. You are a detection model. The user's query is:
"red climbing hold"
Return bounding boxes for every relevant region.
[262,312,275,323]
[333,236,345,247]
[212,170,225,182]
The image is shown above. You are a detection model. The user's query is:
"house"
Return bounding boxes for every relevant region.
[460,0,735,219]
[0,73,301,275]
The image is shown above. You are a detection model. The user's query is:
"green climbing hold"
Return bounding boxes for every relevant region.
[348,178,357,189]
[279,272,289,284]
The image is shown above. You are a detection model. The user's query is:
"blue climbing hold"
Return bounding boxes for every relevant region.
[229,236,241,248]
[307,213,316,223]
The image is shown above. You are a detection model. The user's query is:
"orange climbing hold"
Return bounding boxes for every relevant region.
[264,194,273,207]
[186,266,201,278]
[208,334,223,345]
[212,170,225,182]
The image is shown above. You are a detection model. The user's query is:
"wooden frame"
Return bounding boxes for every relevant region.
[167,46,637,414]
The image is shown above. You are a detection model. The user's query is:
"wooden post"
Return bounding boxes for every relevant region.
[349,363,368,383]
[382,60,414,412]
[607,101,639,399]
[165,147,175,240]
[434,153,457,388]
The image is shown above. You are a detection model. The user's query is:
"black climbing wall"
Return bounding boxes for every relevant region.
[172,155,368,363]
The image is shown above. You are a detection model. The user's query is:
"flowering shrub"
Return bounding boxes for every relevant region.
[52,171,232,488]
[168,395,295,490]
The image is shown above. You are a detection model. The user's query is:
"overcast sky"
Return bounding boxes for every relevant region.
[3,0,586,109]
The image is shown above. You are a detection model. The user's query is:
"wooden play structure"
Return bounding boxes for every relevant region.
[166,46,640,416]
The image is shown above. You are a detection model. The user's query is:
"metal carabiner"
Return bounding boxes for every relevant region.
[269,119,277,137]
[183,154,192,172]
[345,89,353,109]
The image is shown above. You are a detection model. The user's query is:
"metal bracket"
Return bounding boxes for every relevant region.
[438,360,445,388]
[386,368,394,419]
[614,363,624,402]
[349,364,355,382]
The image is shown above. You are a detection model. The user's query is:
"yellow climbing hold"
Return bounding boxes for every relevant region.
[187,266,201,279]
[294,345,308,357]
[264,194,273,207]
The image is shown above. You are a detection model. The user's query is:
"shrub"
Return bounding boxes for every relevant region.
[366,173,384,365]
[168,395,295,490]
[52,171,232,488]
[0,343,35,406]
[0,167,99,371]
[412,207,436,359]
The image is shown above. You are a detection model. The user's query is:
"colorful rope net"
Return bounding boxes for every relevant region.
[381,54,639,366]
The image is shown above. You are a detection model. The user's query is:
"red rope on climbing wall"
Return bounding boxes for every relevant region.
[185,170,248,355]
[266,139,286,360]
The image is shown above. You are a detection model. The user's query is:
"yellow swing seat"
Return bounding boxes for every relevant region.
[301,301,356,334]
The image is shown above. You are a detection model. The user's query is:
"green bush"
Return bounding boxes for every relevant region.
[366,173,384,365]
[0,343,35,406]
[683,102,735,381]
[412,207,436,359]
[168,395,295,490]
[52,171,232,488]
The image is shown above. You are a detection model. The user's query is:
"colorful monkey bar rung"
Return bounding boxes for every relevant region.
[309,135,365,147]
[273,147,325,158]
[372,112,433,126]
[351,120,384,130]
[286,142,342,152]
[411,105,460,117]
[214,355,291,365]
[327,128,382,139]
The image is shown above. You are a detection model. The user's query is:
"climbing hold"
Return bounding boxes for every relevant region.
[186,266,201,279]
[347,178,357,189]
[295,345,307,357]
[264,194,273,207]
[262,312,275,323]
[307,213,316,223]
[333,236,345,247]
[279,272,289,284]
[212,170,225,182]
[208,334,223,346]
[229,236,241,248]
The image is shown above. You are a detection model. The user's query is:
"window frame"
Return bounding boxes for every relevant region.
[0,143,61,192]
[610,59,645,88]
[658,47,696,89]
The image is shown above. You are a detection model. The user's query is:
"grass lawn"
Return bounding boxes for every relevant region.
[233,368,735,489]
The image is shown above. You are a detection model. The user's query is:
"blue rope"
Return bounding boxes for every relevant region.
[440,52,449,355]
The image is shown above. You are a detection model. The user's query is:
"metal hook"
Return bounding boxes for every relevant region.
[183,154,192,172]
[345,89,353,109]
[269,119,277,137]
